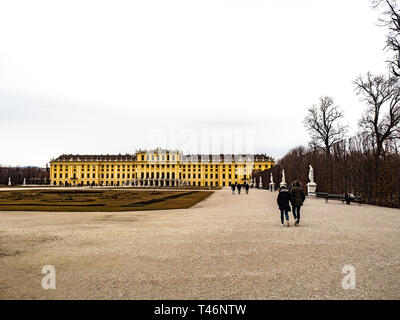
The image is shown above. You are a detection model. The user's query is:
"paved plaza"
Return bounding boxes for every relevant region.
[0,188,399,299]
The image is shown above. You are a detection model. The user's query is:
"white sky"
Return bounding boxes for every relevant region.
[0,0,389,167]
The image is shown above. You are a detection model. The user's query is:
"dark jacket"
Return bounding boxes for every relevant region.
[290,186,306,207]
[277,188,291,211]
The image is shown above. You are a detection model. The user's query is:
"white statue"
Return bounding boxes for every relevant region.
[307,165,317,197]
[259,176,262,185]
[270,173,274,184]
[8,177,11,186]
[308,165,314,183]
[23,178,26,185]
[281,170,286,184]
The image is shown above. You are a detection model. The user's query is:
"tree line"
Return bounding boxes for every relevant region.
[0,166,50,185]
[260,1,400,208]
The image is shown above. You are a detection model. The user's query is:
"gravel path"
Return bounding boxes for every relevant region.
[0,188,399,299]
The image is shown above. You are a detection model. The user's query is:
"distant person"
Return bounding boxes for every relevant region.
[237,183,242,195]
[344,192,350,205]
[277,185,291,227]
[245,183,250,194]
[290,180,306,226]
[231,183,236,195]
[344,191,354,205]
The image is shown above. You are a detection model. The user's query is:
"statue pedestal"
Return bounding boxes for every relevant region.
[269,183,275,191]
[280,182,287,188]
[307,182,317,198]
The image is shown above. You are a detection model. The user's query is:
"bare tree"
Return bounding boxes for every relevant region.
[304,96,348,156]
[354,72,400,157]
[372,0,400,76]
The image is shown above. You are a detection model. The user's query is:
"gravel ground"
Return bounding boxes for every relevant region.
[0,188,399,299]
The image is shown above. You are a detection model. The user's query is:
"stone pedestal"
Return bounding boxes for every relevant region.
[307,182,317,198]
[269,183,275,192]
[280,182,287,188]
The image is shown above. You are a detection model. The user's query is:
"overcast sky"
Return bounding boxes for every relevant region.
[0,0,389,167]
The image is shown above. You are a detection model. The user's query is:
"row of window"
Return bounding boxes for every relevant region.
[53,180,238,187]
[53,172,245,180]
[52,163,267,170]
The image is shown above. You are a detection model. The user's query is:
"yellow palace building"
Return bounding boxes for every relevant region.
[50,149,274,187]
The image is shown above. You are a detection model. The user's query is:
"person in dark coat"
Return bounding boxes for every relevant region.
[344,192,353,205]
[245,183,250,194]
[237,183,242,194]
[231,183,236,195]
[277,186,291,227]
[289,180,306,226]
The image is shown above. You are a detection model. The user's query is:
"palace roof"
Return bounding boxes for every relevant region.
[51,153,273,163]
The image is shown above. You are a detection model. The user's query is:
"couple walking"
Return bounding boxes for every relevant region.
[277,180,305,227]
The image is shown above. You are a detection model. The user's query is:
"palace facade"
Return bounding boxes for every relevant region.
[50,149,274,187]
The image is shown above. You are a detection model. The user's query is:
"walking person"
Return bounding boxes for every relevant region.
[344,191,353,205]
[277,185,291,227]
[231,183,236,195]
[245,182,250,194]
[237,183,242,195]
[289,180,306,226]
